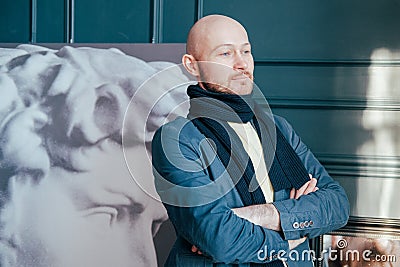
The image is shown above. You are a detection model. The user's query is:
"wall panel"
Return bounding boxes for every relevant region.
[336,176,400,218]
[271,108,399,157]
[74,0,151,42]
[36,0,66,42]
[255,64,400,101]
[0,0,30,42]
[162,0,196,42]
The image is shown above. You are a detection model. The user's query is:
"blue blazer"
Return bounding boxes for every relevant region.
[152,115,350,267]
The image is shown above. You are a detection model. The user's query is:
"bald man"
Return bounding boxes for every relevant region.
[152,15,349,267]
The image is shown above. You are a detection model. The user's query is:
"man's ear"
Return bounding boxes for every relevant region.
[182,54,200,76]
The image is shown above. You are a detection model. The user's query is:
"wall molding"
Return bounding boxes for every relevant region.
[254,59,400,66]
[30,0,37,43]
[256,97,400,111]
[196,0,204,20]
[315,153,400,179]
[152,0,163,43]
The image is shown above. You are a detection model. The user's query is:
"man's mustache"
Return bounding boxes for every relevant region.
[232,71,253,80]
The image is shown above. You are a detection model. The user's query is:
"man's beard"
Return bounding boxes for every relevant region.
[199,78,254,95]
[200,82,231,94]
[198,68,254,94]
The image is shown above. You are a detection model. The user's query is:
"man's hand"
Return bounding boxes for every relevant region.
[290,174,319,199]
[191,245,203,255]
[288,237,307,250]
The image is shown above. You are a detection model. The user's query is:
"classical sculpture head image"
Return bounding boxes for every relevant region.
[0,44,189,267]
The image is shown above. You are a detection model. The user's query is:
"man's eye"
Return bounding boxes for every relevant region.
[243,50,251,54]
[220,51,231,56]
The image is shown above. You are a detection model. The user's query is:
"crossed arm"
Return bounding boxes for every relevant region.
[191,176,319,254]
[232,175,318,230]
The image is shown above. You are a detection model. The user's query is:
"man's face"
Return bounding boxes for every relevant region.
[195,21,255,95]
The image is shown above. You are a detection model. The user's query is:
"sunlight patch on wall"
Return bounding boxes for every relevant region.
[355,48,400,219]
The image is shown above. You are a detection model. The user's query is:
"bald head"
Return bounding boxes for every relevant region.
[182,14,254,94]
[186,15,249,59]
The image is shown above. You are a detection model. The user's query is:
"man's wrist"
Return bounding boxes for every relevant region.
[232,203,281,231]
[262,203,281,231]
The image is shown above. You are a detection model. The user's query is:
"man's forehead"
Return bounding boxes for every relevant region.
[212,43,251,50]
[204,24,249,45]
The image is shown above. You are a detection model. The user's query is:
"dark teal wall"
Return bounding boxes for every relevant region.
[2,1,399,51]
[36,0,66,42]
[1,0,399,218]
[0,0,31,42]
[74,0,151,42]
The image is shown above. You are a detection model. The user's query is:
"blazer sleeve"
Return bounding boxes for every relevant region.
[272,116,350,241]
[152,122,289,264]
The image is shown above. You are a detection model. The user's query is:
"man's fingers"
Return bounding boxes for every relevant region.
[288,237,307,250]
[295,180,310,199]
[290,188,296,199]
[291,174,319,199]
[302,178,318,196]
[294,176,319,199]
[191,245,202,255]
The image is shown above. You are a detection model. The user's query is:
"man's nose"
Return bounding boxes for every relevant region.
[233,52,248,70]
